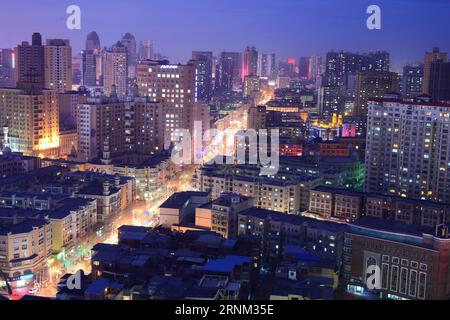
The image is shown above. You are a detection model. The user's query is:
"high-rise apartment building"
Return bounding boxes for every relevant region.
[15,33,45,90]
[0,88,59,157]
[121,33,137,64]
[257,53,276,80]
[429,60,450,102]
[85,31,101,51]
[0,34,60,157]
[215,52,242,93]
[309,55,324,82]
[355,71,399,116]
[423,47,448,95]
[278,59,296,78]
[320,51,390,116]
[103,42,128,99]
[298,56,311,80]
[82,32,102,87]
[139,40,154,61]
[0,49,16,87]
[192,51,213,103]
[125,97,164,155]
[82,50,97,87]
[121,33,137,78]
[77,95,164,162]
[44,39,72,92]
[77,96,126,162]
[243,75,261,98]
[242,46,258,81]
[136,59,197,148]
[365,94,450,204]
[402,64,423,99]
[72,54,82,85]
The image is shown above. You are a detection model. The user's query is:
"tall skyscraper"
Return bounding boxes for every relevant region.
[82,32,102,87]
[103,42,128,99]
[355,71,399,116]
[192,51,213,103]
[243,75,261,98]
[298,56,311,80]
[423,47,448,94]
[429,60,450,102]
[309,55,324,83]
[72,54,82,85]
[85,31,101,51]
[136,59,197,148]
[215,52,241,93]
[320,51,391,116]
[278,59,296,78]
[121,33,137,77]
[402,64,423,99]
[82,50,97,86]
[365,94,450,204]
[44,39,72,92]
[366,51,390,73]
[139,40,154,60]
[0,49,15,87]
[121,33,137,63]
[257,53,276,80]
[15,33,45,90]
[242,46,258,81]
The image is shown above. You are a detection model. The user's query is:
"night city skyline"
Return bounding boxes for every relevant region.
[0,0,449,70]
[2,0,450,308]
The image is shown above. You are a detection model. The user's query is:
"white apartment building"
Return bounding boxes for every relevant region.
[366,95,450,204]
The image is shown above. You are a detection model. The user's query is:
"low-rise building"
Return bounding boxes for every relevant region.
[0,153,41,179]
[308,186,450,227]
[49,198,98,253]
[365,194,450,228]
[159,192,210,228]
[210,193,253,239]
[200,171,320,214]
[85,152,176,201]
[237,207,346,265]
[0,218,52,290]
[343,218,450,300]
[195,203,213,230]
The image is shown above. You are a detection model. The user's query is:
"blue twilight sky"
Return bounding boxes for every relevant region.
[1,0,450,71]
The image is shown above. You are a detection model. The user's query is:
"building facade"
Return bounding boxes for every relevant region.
[365,95,450,204]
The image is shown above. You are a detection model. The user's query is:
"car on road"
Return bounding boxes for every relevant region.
[28,284,40,295]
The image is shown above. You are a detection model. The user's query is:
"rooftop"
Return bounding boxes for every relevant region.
[0,218,49,235]
[160,191,209,209]
[348,217,437,240]
[201,255,251,273]
[239,207,347,232]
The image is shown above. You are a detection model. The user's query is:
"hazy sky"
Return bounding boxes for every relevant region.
[1,0,450,71]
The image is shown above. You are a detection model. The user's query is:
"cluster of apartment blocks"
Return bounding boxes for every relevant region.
[196,155,364,215]
[57,198,339,300]
[38,148,176,201]
[309,186,450,228]
[57,227,258,300]
[0,166,134,288]
[157,190,450,300]
[160,192,345,266]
